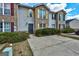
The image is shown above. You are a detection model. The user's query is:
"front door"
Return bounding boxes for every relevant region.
[28,24,33,34]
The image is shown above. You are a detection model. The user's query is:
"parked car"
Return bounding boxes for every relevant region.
[75,30,79,35]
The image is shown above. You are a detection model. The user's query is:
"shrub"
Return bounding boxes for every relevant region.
[0,32,29,44]
[35,28,60,37]
[75,30,79,35]
[62,28,74,33]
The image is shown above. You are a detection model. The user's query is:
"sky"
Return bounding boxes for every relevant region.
[22,3,79,20]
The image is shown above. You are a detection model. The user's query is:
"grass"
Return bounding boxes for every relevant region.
[60,34,79,40]
[0,40,33,56]
[13,40,33,56]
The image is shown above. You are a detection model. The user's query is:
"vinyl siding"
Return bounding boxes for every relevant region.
[17,7,34,32]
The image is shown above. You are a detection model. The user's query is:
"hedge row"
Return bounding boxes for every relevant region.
[35,28,60,37]
[62,28,74,33]
[35,28,75,37]
[0,32,29,44]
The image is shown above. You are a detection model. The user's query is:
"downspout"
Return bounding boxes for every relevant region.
[2,3,4,32]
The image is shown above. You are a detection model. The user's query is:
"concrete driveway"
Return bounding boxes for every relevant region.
[28,35,79,56]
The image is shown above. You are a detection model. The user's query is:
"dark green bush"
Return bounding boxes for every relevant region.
[0,32,29,44]
[35,28,60,37]
[62,28,74,33]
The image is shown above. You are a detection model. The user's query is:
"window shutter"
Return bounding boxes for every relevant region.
[55,13,57,20]
[63,14,65,21]
[11,3,14,16]
[46,11,48,19]
[38,9,39,18]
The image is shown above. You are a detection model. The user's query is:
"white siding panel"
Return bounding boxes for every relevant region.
[70,20,79,30]
[17,8,34,32]
[49,13,56,28]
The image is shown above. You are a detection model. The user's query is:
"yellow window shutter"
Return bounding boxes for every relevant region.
[46,11,48,19]
[38,9,39,18]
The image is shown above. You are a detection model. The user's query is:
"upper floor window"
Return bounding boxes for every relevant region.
[0,3,2,8]
[52,14,55,19]
[0,8,2,15]
[29,11,32,17]
[59,14,64,21]
[63,14,65,21]
[4,3,10,16]
[39,8,46,19]
[4,9,10,16]
[0,3,2,15]
[29,9,33,17]
[4,3,10,9]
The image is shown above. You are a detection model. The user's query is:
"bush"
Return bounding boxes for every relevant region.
[35,28,60,37]
[62,28,74,33]
[0,32,29,44]
[75,30,79,35]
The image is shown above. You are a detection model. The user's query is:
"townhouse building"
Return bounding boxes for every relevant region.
[0,3,66,33]
[0,3,17,32]
[49,10,66,30]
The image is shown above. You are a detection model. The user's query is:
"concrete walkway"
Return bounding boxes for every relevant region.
[28,35,79,56]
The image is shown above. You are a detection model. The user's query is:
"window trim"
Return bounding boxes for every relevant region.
[40,23,46,29]
[39,8,46,19]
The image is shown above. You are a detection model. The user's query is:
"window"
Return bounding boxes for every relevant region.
[4,22,11,32]
[0,22,2,32]
[59,14,64,21]
[29,9,33,17]
[39,9,42,18]
[63,14,65,21]
[0,3,2,7]
[0,8,2,15]
[4,3,10,9]
[40,23,42,28]
[52,24,55,28]
[39,9,46,19]
[4,3,10,15]
[4,9,10,15]
[40,23,46,29]
[0,3,2,15]
[52,14,55,19]
[43,24,46,28]
[29,12,32,17]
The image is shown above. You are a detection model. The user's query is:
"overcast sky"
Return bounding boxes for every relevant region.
[22,3,79,20]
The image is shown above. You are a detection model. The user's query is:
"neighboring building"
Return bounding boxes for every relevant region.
[66,19,79,30]
[49,10,66,30]
[0,3,17,32]
[0,3,66,33]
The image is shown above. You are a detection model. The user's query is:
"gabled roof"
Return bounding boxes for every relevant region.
[56,10,66,14]
[18,4,33,9]
[50,10,66,14]
[33,3,50,11]
[66,18,78,24]
[18,3,66,13]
